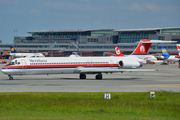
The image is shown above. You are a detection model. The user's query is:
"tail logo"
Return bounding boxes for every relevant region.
[162,49,166,53]
[115,48,120,54]
[11,48,14,52]
[140,46,145,53]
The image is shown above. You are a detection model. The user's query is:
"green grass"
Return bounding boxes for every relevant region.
[0,92,180,120]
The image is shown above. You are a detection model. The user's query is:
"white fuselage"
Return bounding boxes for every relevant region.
[133,55,157,61]
[2,56,143,76]
[10,53,45,58]
[160,55,179,62]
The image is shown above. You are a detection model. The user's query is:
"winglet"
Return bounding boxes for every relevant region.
[10,46,17,53]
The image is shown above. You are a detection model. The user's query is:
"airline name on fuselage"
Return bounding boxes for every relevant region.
[29,59,47,62]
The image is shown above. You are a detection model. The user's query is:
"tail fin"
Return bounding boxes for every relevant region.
[161,46,170,58]
[131,39,152,55]
[176,44,180,55]
[10,46,17,53]
[115,46,124,56]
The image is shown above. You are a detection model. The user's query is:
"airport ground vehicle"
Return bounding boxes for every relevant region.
[0,60,7,64]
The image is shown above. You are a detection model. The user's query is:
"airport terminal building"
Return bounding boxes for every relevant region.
[0,27,180,57]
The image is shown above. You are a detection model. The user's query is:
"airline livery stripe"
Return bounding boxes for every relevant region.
[3,64,119,69]
[132,54,147,55]
[3,66,119,69]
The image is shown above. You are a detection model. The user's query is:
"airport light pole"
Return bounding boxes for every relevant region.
[14,28,18,49]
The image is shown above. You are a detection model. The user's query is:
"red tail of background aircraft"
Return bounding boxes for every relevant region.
[131,39,152,55]
[115,46,124,56]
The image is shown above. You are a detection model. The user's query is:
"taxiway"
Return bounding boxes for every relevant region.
[0,61,180,92]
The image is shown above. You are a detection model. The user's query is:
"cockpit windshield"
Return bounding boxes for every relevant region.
[7,62,15,66]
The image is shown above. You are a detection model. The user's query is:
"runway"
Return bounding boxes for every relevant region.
[0,61,180,92]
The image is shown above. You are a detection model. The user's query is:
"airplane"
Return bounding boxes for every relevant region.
[9,46,45,58]
[114,39,176,63]
[160,46,179,63]
[1,56,155,80]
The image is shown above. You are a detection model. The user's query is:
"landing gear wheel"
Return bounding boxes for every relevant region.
[96,74,102,80]
[9,77,13,80]
[8,75,13,80]
[80,74,86,79]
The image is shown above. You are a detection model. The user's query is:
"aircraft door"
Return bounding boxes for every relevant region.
[21,59,27,74]
[110,60,113,68]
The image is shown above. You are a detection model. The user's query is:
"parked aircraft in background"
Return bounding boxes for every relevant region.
[114,46,124,57]
[1,55,155,80]
[160,46,179,62]
[9,46,45,58]
[114,39,176,63]
[131,39,176,62]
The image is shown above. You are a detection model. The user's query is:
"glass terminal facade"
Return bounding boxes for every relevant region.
[117,29,159,43]
[0,28,179,57]
[161,28,180,35]
[15,29,117,44]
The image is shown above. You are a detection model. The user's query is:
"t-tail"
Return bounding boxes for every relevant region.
[10,46,17,53]
[115,46,124,56]
[176,44,180,55]
[131,39,152,55]
[161,46,170,58]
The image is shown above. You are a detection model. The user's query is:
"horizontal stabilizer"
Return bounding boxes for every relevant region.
[141,40,177,44]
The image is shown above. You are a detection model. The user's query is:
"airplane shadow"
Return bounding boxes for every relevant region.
[56,77,142,81]
[1,77,142,81]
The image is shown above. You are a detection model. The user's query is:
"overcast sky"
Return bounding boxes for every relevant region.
[0,0,180,43]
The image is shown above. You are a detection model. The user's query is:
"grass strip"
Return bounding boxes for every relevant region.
[0,92,180,120]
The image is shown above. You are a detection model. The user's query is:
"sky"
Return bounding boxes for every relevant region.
[0,0,180,43]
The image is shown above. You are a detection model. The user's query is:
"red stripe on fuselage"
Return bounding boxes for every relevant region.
[3,64,119,69]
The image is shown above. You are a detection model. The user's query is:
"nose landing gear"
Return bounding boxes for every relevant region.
[8,75,13,80]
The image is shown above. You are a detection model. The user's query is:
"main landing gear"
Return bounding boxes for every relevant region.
[80,74,86,79]
[79,73,103,80]
[8,75,13,80]
[96,73,102,80]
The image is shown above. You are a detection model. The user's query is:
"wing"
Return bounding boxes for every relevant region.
[79,68,156,74]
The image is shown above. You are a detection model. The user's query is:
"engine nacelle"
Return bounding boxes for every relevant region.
[119,60,142,69]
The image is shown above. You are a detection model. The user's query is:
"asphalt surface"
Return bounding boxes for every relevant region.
[0,60,180,92]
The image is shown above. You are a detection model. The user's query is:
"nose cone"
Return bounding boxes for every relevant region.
[1,66,10,75]
[1,67,6,74]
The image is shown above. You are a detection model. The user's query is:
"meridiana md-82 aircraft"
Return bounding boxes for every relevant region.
[1,55,155,80]
[9,46,45,58]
